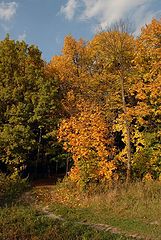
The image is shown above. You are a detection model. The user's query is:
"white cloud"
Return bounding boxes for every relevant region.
[60,0,78,20]
[60,0,160,34]
[18,31,26,41]
[0,1,18,21]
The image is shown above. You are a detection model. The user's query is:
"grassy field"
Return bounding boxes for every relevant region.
[0,175,161,240]
[0,205,133,240]
[48,180,161,240]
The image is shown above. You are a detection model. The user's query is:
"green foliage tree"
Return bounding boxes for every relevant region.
[0,36,60,177]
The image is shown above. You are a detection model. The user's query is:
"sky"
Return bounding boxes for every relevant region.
[0,0,161,62]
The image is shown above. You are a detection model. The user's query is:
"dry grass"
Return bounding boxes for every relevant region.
[49,180,161,239]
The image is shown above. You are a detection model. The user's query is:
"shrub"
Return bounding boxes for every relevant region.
[0,172,29,206]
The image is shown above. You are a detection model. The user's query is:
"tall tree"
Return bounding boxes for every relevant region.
[88,26,135,182]
[0,36,60,176]
[131,19,161,179]
[49,29,136,183]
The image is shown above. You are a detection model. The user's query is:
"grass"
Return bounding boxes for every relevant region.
[48,180,161,240]
[0,174,132,239]
[0,175,161,239]
[0,205,132,239]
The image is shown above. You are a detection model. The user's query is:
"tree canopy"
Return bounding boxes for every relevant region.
[0,18,161,186]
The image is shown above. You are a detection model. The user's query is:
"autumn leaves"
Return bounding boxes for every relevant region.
[49,18,161,187]
[0,19,160,186]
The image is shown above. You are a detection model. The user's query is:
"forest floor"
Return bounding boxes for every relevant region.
[1,180,161,240]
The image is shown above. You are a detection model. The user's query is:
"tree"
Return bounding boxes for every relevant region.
[0,36,60,177]
[131,19,161,179]
[49,19,161,183]
[58,100,115,189]
[88,25,135,182]
[49,29,136,183]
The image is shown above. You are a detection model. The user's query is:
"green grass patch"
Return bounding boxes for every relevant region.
[0,205,132,240]
[1,178,161,239]
[49,180,161,240]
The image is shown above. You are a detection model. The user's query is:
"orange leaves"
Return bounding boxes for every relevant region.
[135,19,161,74]
[49,35,86,83]
[139,19,161,51]
[48,18,161,183]
[134,18,161,113]
[58,101,115,184]
[58,102,108,158]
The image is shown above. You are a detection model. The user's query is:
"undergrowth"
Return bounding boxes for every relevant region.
[0,173,29,207]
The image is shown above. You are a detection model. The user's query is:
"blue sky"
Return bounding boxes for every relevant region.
[0,0,161,62]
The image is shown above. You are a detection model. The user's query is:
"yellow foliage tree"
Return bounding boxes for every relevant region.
[58,101,115,188]
[131,19,161,179]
